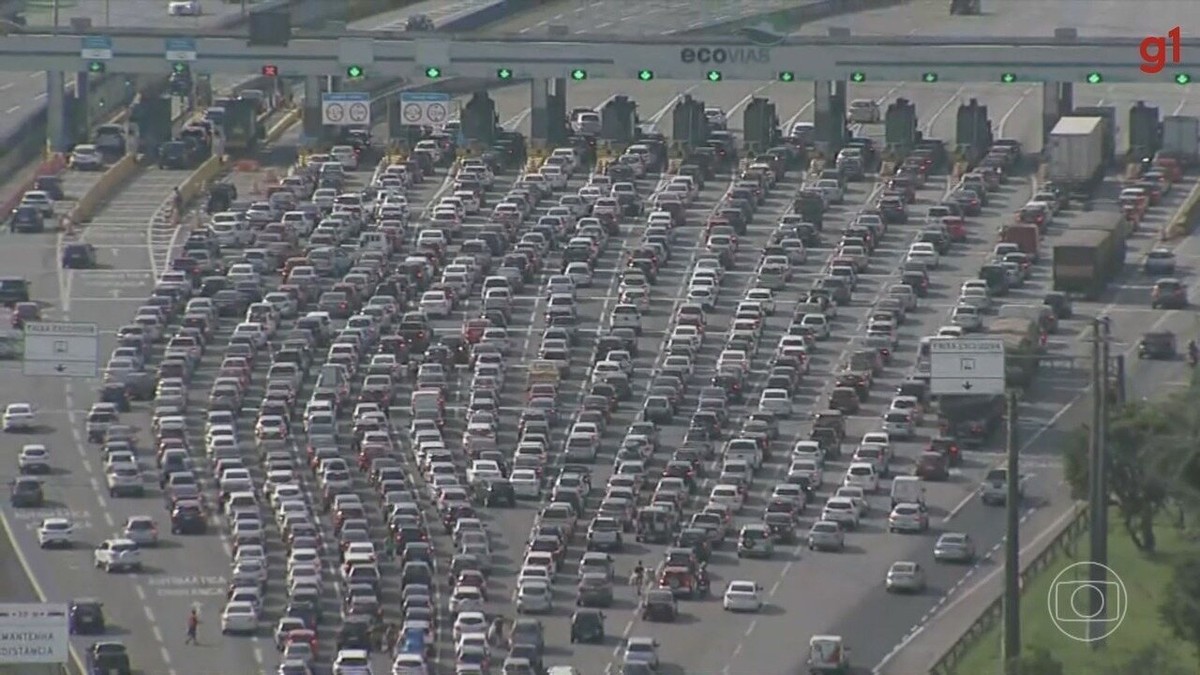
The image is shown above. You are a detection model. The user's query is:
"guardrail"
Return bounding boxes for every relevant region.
[928,505,1090,675]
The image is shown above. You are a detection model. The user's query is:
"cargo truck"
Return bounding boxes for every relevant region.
[1052,228,1124,298]
[1160,115,1199,167]
[1000,223,1040,260]
[938,394,1004,447]
[222,98,261,154]
[987,317,1041,387]
[1046,116,1106,198]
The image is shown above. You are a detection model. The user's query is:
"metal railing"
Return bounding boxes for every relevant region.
[929,505,1091,675]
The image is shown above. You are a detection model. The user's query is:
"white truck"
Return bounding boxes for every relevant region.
[1046,116,1106,197]
[1161,115,1200,166]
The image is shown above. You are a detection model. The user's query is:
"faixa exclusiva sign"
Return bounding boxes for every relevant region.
[679,47,771,65]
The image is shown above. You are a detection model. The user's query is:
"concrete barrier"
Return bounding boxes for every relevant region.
[66,154,138,224]
[266,109,302,144]
[1163,178,1200,240]
[676,0,910,35]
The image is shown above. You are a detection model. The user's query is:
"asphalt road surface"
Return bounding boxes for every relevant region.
[4,74,1200,675]
[0,0,243,143]
[5,12,1200,675]
[485,0,796,35]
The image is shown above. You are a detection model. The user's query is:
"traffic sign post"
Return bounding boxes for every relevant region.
[321,92,371,126]
[22,321,99,378]
[79,36,113,61]
[929,338,1006,395]
[399,92,452,127]
[0,603,70,665]
[164,37,197,62]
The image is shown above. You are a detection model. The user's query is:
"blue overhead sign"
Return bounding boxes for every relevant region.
[79,36,112,60]
[164,37,197,62]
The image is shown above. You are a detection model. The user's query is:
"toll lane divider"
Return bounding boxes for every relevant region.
[1163,177,1200,240]
[675,0,911,36]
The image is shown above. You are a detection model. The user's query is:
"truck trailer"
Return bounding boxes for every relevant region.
[1160,115,1199,167]
[1046,116,1106,198]
[1052,228,1125,298]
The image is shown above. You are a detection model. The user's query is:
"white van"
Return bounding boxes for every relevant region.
[890,476,926,509]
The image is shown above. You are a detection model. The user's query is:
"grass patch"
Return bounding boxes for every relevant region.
[952,512,1195,674]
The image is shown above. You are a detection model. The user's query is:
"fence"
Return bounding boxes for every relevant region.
[929,504,1091,675]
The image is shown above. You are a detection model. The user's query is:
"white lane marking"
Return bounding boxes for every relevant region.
[996,87,1036,137]
[921,85,966,136]
[5,105,20,114]
[874,506,1073,673]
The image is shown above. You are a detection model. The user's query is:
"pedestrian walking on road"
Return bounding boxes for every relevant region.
[185,608,200,645]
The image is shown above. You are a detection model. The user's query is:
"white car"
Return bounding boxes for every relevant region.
[847,98,881,123]
[821,497,860,530]
[758,388,794,418]
[69,144,104,170]
[221,601,257,634]
[37,518,74,548]
[906,243,940,268]
[168,0,202,16]
[419,290,452,318]
[844,462,880,493]
[722,580,764,612]
[515,580,554,614]
[708,484,744,511]
[951,304,983,331]
[744,287,776,315]
[17,444,51,474]
[889,503,930,533]
[509,469,541,498]
[93,538,142,573]
[122,516,159,547]
[453,611,488,643]
[330,145,360,171]
[19,191,54,217]
[3,403,35,432]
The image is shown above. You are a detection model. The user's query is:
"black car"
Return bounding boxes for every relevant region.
[170,502,207,534]
[70,598,106,634]
[337,615,372,651]
[569,609,606,643]
[9,205,44,233]
[1043,292,1073,319]
[1138,331,1177,360]
[640,589,679,621]
[62,242,98,269]
[87,641,131,675]
[10,477,43,507]
[485,479,516,507]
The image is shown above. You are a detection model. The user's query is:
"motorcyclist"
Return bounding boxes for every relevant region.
[631,560,645,595]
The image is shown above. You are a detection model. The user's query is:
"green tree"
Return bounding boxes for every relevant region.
[1160,553,1200,668]
[1061,400,1171,552]
[1102,642,1195,675]
[1004,645,1063,675]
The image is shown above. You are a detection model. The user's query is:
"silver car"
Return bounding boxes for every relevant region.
[121,516,159,547]
[807,520,845,552]
[886,561,926,593]
[934,532,977,563]
[516,581,553,614]
[1144,248,1177,275]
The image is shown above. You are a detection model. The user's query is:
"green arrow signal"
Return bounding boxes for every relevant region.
[1000,72,1017,83]
[706,70,722,82]
[850,71,866,83]
[1176,73,1192,85]
[1085,72,1103,84]
[496,68,513,80]
[637,70,654,81]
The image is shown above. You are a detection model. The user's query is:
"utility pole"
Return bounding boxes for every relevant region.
[1002,389,1021,672]
[1088,317,1110,645]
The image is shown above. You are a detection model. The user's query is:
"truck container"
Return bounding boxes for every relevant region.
[1046,116,1106,196]
[938,394,1004,447]
[987,317,1042,387]
[1075,209,1134,242]
[1160,115,1199,166]
[222,98,260,154]
[1052,228,1123,298]
[1071,106,1117,165]
[1000,223,1040,260]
